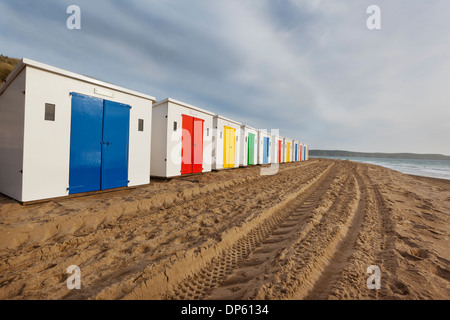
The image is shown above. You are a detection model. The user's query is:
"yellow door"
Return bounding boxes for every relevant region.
[230,128,235,167]
[287,142,291,162]
[223,126,235,168]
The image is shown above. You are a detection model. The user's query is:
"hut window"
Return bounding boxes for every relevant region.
[173,121,177,131]
[245,137,247,143]
[206,128,209,136]
[44,103,55,121]
[236,136,238,142]
[220,131,223,139]
[138,119,144,132]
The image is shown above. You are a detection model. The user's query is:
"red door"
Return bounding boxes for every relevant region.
[192,118,204,173]
[182,115,194,174]
[278,140,282,163]
[181,115,204,175]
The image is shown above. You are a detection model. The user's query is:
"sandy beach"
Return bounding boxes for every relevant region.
[0,159,448,300]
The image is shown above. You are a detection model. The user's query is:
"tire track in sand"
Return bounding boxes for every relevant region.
[0,161,321,300]
[61,161,329,300]
[207,163,354,300]
[166,163,338,300]
[322,164,393,300]
[253,161,360,299]
[303,164,367,299]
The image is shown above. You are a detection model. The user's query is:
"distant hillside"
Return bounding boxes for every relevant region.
[310,150,450,161]
[0,55,20,85]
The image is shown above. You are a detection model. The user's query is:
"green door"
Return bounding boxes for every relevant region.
[248,133,255,165]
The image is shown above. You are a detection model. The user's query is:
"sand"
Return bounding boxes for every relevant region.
[0,159,448,300]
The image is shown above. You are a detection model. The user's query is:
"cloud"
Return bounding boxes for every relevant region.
[1,0,449,154]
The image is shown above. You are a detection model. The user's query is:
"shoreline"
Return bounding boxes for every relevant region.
[407,174,450,189]
[311,156,450,183]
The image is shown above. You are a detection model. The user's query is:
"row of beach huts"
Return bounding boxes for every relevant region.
[0,59,309,203]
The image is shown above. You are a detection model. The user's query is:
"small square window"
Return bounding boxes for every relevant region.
[138,119,144,132]
[220,131,223,139]
[245,137,247,143]
[45,103,55,121]
[174,121,177,131]
[206,128,209,136]
[236,136,238,142]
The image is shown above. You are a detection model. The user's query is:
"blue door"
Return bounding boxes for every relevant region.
[263,137,269,164]
[295,144,298,161]
[101,100,130,190]
[69,93,104,194]
[69,93,130,194]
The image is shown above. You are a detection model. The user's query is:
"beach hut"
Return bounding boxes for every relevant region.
[257,130,271,165]
[284,138,294,163]
[239,125,258,167]
[271,135,283,164]
[293,141,299,162]
[298,142,303,162]
[0,58,155,203]
[212,115,241,170]
[299,142,304,161]
[150,98,214,178]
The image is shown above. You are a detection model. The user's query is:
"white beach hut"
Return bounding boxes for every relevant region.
[301,143,304,161]
[150,98,214,178]
[292,140,299,162]
[298,142,303,162]
[0,58,155,203]
[298,142,303,161]
[271,135,283,164]
[212,115,241,170]
[280,137,286,163]
[257,130,271,165]
[284,137,294,163]
[239,125,258,167]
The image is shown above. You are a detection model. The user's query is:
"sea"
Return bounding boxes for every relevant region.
[310,156,450,181]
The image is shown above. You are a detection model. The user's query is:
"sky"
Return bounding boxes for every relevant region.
[1,0,449,155]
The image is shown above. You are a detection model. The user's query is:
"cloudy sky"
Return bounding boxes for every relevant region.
[1,0,449,154]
